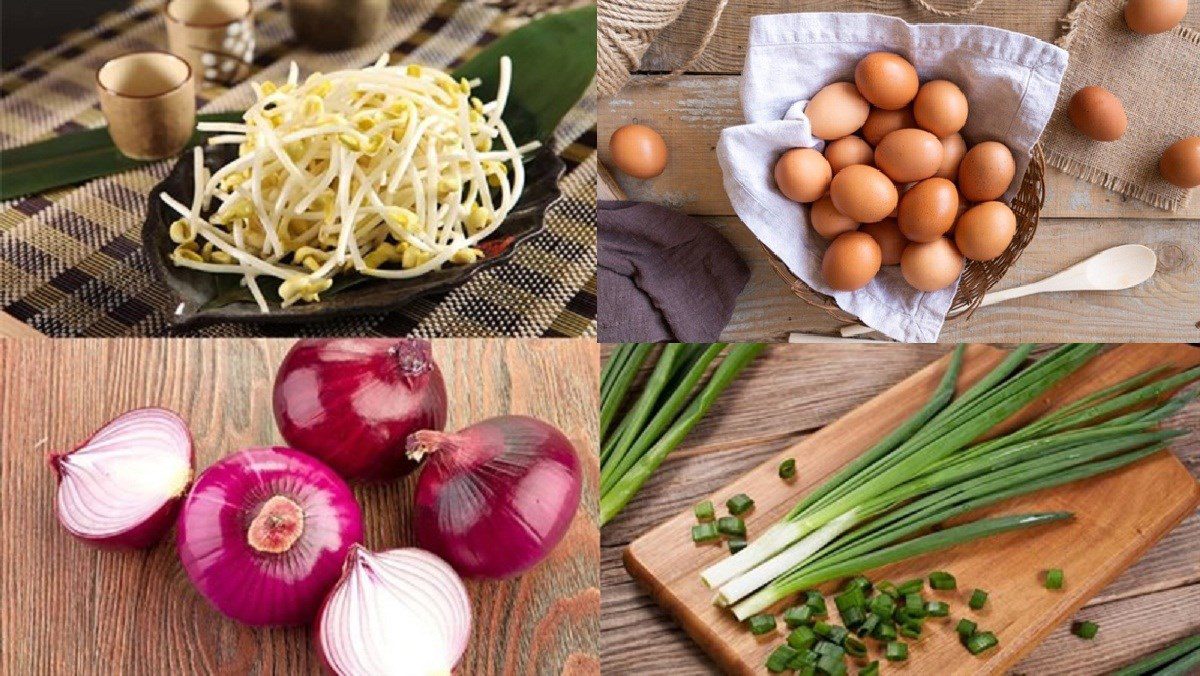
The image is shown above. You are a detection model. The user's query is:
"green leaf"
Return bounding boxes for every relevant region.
[0,7,595,200]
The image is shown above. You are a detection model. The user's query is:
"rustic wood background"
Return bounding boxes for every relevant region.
[597,0,1200,342]
[0,338,600,675]
[600,344,1200,675]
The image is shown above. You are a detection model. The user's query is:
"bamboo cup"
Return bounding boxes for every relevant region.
[97,52,196,161]
[284,0,388,51]
[165,0,255,85]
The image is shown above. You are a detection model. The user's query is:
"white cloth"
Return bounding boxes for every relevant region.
[717,12,1068,342]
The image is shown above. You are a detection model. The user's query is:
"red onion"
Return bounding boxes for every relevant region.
[407,415,582,579]
[317,546,471,675]
[50,407,194,549]
[273,338,448,481]
[176,447,363,626]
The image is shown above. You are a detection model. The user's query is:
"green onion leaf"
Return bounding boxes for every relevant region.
[748,614,777,635]
[1073,621,1099,640]
[897,579,924,595]
[717,516,747,537]
[929,571,957,590]
[727,493,755,516]
[785,605,817,627]
[969,589,988,610]
[767,645,799,672]
[694,500,715,521]
[1045,568,1064,590]
[780,458,797,481]
[966,631,999,655]
[926,601,950,617]
[885,641,909,661]
[956,618,977,638]
[860,660,880,676]
[844,636,868,658]
[728,537,748,554]
[788,625,818,650]
[691,523,719,543]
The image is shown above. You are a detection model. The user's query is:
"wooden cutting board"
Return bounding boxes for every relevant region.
[624,344,1200,675]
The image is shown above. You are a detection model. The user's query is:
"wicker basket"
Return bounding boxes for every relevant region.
[763,144,1047,324]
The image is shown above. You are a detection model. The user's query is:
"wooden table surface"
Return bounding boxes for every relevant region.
[600,344,1200,675]
[0,338,600,675]
[597,0,1200,343]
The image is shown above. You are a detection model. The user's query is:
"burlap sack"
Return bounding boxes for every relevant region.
[1042,0,1200,211]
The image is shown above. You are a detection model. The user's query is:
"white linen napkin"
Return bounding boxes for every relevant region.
[717,12,1068,342]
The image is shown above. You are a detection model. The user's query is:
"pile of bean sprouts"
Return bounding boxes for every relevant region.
[161,55,534,311]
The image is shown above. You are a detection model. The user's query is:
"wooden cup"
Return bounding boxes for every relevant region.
[96,52,196,161]
[165,0,255,85]
[283,0,388,51]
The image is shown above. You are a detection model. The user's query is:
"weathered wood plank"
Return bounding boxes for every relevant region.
[0,338,600,676]
[691,216,1200,342]
[0,312,42,339]
[598,75,1200,220]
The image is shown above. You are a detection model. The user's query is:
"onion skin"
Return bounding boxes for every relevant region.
[273,339,448,481]
[317,546,472,675]
[50,407,194,550]
[177,447,363,626]
[410,415,582,579]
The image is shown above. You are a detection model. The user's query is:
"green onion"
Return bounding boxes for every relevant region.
[872,622,897,641]
[844,636,868,658]
[969,589,988,610]
[842,607,866,629]
[694,500,715,521]
[813,621,835,639]
[780,458,797,480]
[728,537,748,554]
[817,652,847,676]
[966,631,999,655]
[814,640,844,658]
[904,593,926,618]
[869,593,896,617]
[827,625,850,645]
[860,660,880,676]
[804,591,828,616]
[900,621,922,639]
[875,580,898,597]
[857,614,880,638]
[897,579,924,595]
[847,576,873,595]
[788,625,818,650]
[748,614,777,635]
[926,601,950,617]
[835,587,866,613]
[956,618,977,638]
[766,645,799,672]
[1113,635,1200,676]
[789,648,815,671]
[1045,568,1064,589]
[1072,621,1098,639]
[691,523,719,542]
[785,605,816,627]
[929,571,957,590]
[885,641,909,661]
[600,343,652,438]
[717,516,746,537]
[727,493,755,516]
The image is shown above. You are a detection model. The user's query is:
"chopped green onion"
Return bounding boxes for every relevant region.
[817,652,847,676]
[897,579,924,595]
[804,591,828,616]
[860,660,880,676]
[814,641,845,659]
[966,631,999,655]
[728,537,748,554]
[875,580,898,597]
[857,614,880,638]
[835,587,866,613]
[844,636,868,658]
[828,625,850,646]
[885,641,909,661]
[691,523,719,543]
[788,625,818,650]
[925,601,950,617]
[956,618,977,638]
[788,648,814,670]
[872,622,897,642]
[727,493,755,516]
[1073,621,1099,640]
[748,614,776,635]
[899,622,921,639]
[813,621,835,639]
[869,593,896,617]
[969,589,988,610]
[785,605,816,627]
[847,576,873,595]
[904,593,926,618]
[694,500,715,521]
[767,645,799,672]
[929,571,957,590]
[842,607,866,629]
[717,516,746,537]
[779,458,797,480]
[1045,568,1064,590]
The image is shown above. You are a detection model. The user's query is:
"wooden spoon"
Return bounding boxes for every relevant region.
[838,244,1158,338]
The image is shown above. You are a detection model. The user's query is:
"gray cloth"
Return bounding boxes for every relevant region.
[598,201,749,342]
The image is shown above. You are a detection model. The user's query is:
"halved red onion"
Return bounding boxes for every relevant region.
[50,407,194,549]
[177,447,363,626]
[408,415,582,579]
[273,338,448,481]
[318,546,471,675]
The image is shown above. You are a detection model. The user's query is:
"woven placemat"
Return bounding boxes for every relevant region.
[1041,0,1200,211]
[0,0,597,337]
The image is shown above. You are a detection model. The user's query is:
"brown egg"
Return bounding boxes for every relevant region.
[958,141,1016,202]
[897,178,959,242]
[913,80,969,138]
[822,231,882,291]
[861,107,916,146]
[608,124,668,179]
[935,133,967,181]
[1159,136,1200,188]
[829,165,900,224]
[861,218,908,265]
[901,238,965,292]
[774,148,832,203]
[874,128,944,184]
[824,136,875,174]
[805,82,871,141]
[955,201,1016,261]
[810,196,859,239]
[1125,0,1188,34]
[854,52,920,111]
[1068,87,1127,142]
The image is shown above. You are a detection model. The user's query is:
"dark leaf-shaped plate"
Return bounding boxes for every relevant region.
[143,142,564,327]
